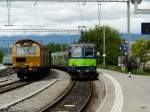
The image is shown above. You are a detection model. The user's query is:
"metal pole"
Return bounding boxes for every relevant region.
[103,27,106,66]
[7,0,11,26]
[127,0,130,59]
[97,2,101,26]
[97,2,101,64]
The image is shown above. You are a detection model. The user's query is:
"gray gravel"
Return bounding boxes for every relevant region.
[0,73,19,86]
[85,75,106,112]
[8,80,71,112]
[0,69,71,112]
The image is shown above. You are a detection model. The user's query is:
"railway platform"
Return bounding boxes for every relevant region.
[0,64,7,70]
[98,68,150,112]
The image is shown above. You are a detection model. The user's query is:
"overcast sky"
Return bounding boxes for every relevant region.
[0,0,150,35]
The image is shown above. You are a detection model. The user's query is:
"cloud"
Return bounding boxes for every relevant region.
[0,1,149,35]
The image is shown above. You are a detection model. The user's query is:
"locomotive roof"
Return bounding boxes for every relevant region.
[70,43,95,47]
[14,39,45,48]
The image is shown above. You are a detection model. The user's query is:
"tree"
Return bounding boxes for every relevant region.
[0,50,4,63]
[79,25,123,65]
[46,43,68,53]
[132,38,150,63]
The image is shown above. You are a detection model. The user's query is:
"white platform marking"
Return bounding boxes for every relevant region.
[104,73,123,112]
[97,69,123,112]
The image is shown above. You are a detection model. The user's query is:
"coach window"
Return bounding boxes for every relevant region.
[84,48,94,57]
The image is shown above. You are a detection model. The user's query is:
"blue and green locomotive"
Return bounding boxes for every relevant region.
[52,43,98,80]
[68,43,98,79]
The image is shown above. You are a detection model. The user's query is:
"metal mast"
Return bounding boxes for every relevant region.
[6,0,11,26]
[127,0,131,59]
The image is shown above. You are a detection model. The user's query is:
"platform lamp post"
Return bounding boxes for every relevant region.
[103,27,106,66]
[97,51,100,64]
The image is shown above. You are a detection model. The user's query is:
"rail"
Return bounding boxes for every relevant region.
[40,81,93,112]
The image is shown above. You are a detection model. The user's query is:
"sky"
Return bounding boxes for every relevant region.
[0,0,150,35]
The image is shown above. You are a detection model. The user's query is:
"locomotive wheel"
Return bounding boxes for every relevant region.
[71,74,77,80]
[17,74,25,81]
[20,76,25,81]
[69,72,76,80]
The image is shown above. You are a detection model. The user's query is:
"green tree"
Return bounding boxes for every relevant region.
[80,25,123,65]
[0,50,4,63]
[132,38,150,63]
[46,43,68,53]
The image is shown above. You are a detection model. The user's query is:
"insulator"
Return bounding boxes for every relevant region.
[131,0,142,4]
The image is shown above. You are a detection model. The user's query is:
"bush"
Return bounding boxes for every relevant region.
[98,64,150,76]
[80,26,123,66]
[0,51,4,63]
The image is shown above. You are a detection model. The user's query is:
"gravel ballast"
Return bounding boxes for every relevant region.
[0,73,19,86]
[0,69,71,111]
[85,75,106,112]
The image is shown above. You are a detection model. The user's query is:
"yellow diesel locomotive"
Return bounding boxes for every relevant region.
[12,39,51,80]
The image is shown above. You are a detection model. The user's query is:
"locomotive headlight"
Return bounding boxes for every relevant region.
[29,63,33,67]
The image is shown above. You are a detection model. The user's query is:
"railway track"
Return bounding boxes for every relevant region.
[40,81,93,112]
[0,80,57,111]
[0,80,31,94]
[0,67,15,78]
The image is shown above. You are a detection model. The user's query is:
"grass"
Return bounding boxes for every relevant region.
[132,69,150,76]
[98,64,122,72]
[98,64,150,76]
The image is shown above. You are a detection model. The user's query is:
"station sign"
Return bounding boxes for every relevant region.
[119,44,128,52]
[141,23,150,34]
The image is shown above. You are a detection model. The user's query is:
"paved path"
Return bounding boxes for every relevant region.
[99,69,150,112]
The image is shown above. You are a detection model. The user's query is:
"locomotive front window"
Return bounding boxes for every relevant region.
[71,47,82,57]
[16,47,26,56]
[16,46,36,56]
[27,46,36,55]
[84,48,94,57]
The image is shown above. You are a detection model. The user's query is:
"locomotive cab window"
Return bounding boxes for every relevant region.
[16,46,36,56]
[27,46,36,55]
[71,47,82,57]
[84,48,94,57]
[16,46,26,56]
